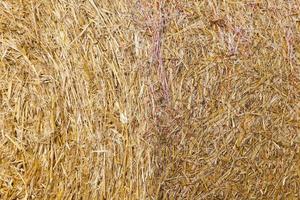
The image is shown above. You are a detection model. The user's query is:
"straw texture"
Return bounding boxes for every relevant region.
[0,0,300,199]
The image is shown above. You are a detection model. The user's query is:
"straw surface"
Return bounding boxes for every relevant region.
[0,0,299,199]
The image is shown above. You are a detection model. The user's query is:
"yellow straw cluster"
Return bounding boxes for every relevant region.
[0,0,299,199]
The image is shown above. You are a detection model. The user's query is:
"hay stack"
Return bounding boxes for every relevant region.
[0,0,299,199]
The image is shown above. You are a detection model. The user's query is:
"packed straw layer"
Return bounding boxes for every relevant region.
[0,0,299,199]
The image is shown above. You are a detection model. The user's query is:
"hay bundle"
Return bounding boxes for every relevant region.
[0,0,299,199]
